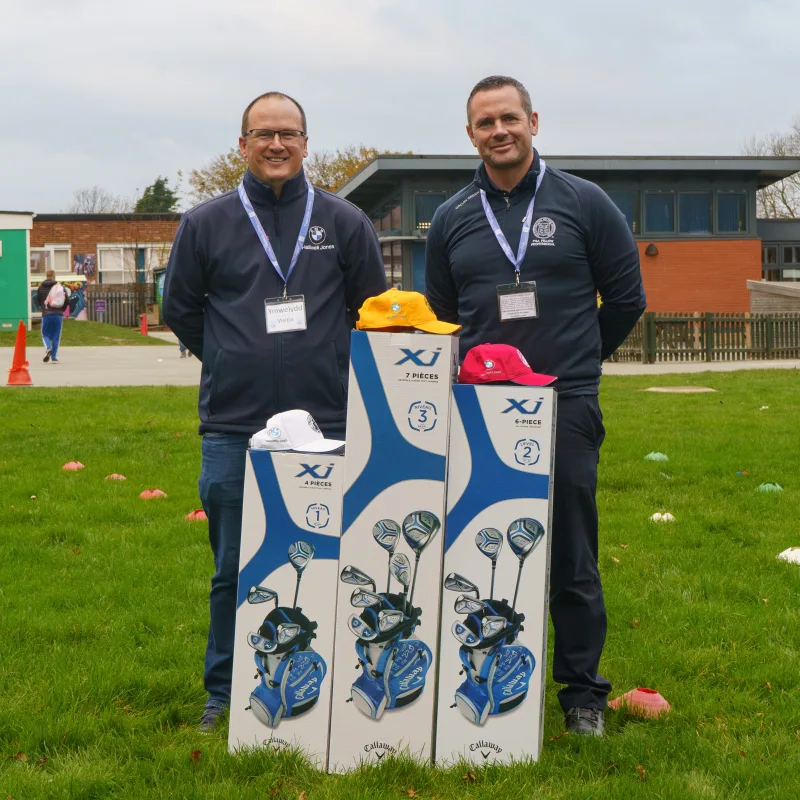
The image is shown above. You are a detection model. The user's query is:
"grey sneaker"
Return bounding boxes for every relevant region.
[51,358,60,364]
[198,705,226,733]
[565,707,605,737]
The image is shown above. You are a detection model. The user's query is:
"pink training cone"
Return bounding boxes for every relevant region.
[105,474,127,481]
[608,687,671,718]
[185,509,208,521]
[139,488,168,499]
[62,461,85,471]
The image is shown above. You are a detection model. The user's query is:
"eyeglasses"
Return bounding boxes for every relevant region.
[244,129,306,143]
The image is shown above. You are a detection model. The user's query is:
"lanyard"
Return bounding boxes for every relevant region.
[238,177,315,298]
[480,159,546,285]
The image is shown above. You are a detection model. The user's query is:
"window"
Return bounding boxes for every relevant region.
[31,244,71,274]
[718,191,747,233]
[782,269,800,282]
[763,245,778,265]
[381,241,403,288]
[414,192,446,233]
[679,192,712,234]
[370,199,401,233]
[606,190,640,234]
[97,244,172,284]
[783,246,800,265]
[645,192,675,233]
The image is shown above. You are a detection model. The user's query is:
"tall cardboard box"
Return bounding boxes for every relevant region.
[228,448,343,768]
[327,331,457,771]
[435,384,556,765]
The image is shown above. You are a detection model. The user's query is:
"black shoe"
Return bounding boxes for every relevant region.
[43,349,51,363]
[198,705,226,733]
[565,707,605,737]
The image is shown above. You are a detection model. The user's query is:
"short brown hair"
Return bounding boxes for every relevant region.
[241,92,307,136]
[467,76,533,123]
[46,269,56,281]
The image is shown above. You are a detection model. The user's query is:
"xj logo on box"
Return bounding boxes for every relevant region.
[503,398,543,415]
[296,464,334,479]
[395,348,441,367]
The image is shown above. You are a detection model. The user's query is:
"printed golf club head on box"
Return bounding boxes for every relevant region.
[437,383,556,766]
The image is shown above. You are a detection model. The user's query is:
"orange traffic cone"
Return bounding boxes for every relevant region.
[7,321,32,386]
[140,313,148,336]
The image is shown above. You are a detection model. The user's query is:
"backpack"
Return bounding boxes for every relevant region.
[46,283,66,309]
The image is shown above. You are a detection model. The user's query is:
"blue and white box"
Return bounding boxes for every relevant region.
[328,331,458,771]
[435,385,556,765]
[228,448,343,768]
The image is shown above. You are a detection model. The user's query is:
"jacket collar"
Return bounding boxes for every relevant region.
[242,168,308,206]
[475,148,541,196]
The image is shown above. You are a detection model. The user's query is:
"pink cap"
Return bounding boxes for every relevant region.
[459,343,556,387]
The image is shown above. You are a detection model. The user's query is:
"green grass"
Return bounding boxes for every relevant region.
[2,372,800,798]
[0,320,171,347]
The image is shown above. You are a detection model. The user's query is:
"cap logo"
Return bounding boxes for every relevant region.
[307,414,321,434]
[484,360,495,369]
[517,351,531,368]
[391,303,401,312]
[269,427,281,437]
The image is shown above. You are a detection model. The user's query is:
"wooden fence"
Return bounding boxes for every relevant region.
[85,284,154,327]
[611,312,800,363]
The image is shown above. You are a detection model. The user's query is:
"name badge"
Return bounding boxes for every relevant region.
[265,295,307,334]
[496,281,538,321]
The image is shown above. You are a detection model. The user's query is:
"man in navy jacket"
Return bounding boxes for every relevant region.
[426,76,646,736]
[163,91,386,730]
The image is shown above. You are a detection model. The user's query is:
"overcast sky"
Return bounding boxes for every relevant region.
[1,0,798,212]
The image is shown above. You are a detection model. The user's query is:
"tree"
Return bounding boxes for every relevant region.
[742,118,800,218]
[135,176,180,212]
[187,145,411,202]
[66,186,133,213]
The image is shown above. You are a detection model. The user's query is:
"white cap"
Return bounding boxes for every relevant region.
[250,409,345,453]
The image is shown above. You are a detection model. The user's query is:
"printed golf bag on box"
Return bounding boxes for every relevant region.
[339,511,439,720]
[245,542,328,728]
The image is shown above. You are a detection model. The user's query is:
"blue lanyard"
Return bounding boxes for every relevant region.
[480,159,546,283]
[238,177,315,296]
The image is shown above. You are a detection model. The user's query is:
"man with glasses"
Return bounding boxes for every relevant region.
[425,76,646,737]
[163,91,386,731]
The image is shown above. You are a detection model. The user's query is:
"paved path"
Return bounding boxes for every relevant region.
[2,345,799,388]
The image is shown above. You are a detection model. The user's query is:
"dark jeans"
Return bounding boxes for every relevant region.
[41,314,63,359]
[549,395,612,711]
[198,432,250,708]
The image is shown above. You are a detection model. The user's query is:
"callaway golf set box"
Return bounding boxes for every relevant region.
[436,346,557,765]
[327,320,460,770]
[228,412,345,767]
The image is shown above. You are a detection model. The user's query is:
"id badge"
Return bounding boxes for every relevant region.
[265,295,307,334]
[496,281,538,321]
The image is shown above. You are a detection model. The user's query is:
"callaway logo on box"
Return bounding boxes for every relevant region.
[327,331,458,772]
[228,449,343,768]
[436,385,556,765]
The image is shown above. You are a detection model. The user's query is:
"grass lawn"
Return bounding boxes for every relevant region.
[1,372,800,798]
[0,320,172,348]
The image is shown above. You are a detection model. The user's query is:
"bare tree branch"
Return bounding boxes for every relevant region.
[743,118,800,218]
[65,186,134,213]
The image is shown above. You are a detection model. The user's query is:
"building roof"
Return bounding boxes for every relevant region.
[0,210,34,215]
[34,212,182,222]
[337,154,800,208]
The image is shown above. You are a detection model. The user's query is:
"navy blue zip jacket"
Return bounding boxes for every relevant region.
[425,150,646,396]
[163,169,387,435]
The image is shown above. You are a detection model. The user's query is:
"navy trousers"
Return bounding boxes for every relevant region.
[549,395,612,711]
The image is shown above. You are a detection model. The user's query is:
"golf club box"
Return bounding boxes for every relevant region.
[327,331,458,771]
[228,448,344,768]
[435,385,556,765]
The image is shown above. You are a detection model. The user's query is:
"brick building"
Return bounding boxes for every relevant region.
[337,155,800,313]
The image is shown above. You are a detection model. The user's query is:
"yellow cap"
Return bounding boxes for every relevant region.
[356,289,461,335]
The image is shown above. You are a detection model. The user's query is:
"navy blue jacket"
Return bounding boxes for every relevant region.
[425,150,646,396]
[163,169,387,435]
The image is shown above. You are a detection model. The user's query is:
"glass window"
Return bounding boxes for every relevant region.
[415,193,447,233]
[783,246,800,264]
[99,248,124,284]
[30,250,50,274]
[606,190,640,234]
[53,249,71,271]
[782,269,800,282]
[645,193,675,233]
[763,245,778,264]
[371,198,402,233]
[718,192,747,233]
[679,192,712,234]
[381,241,403,288]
